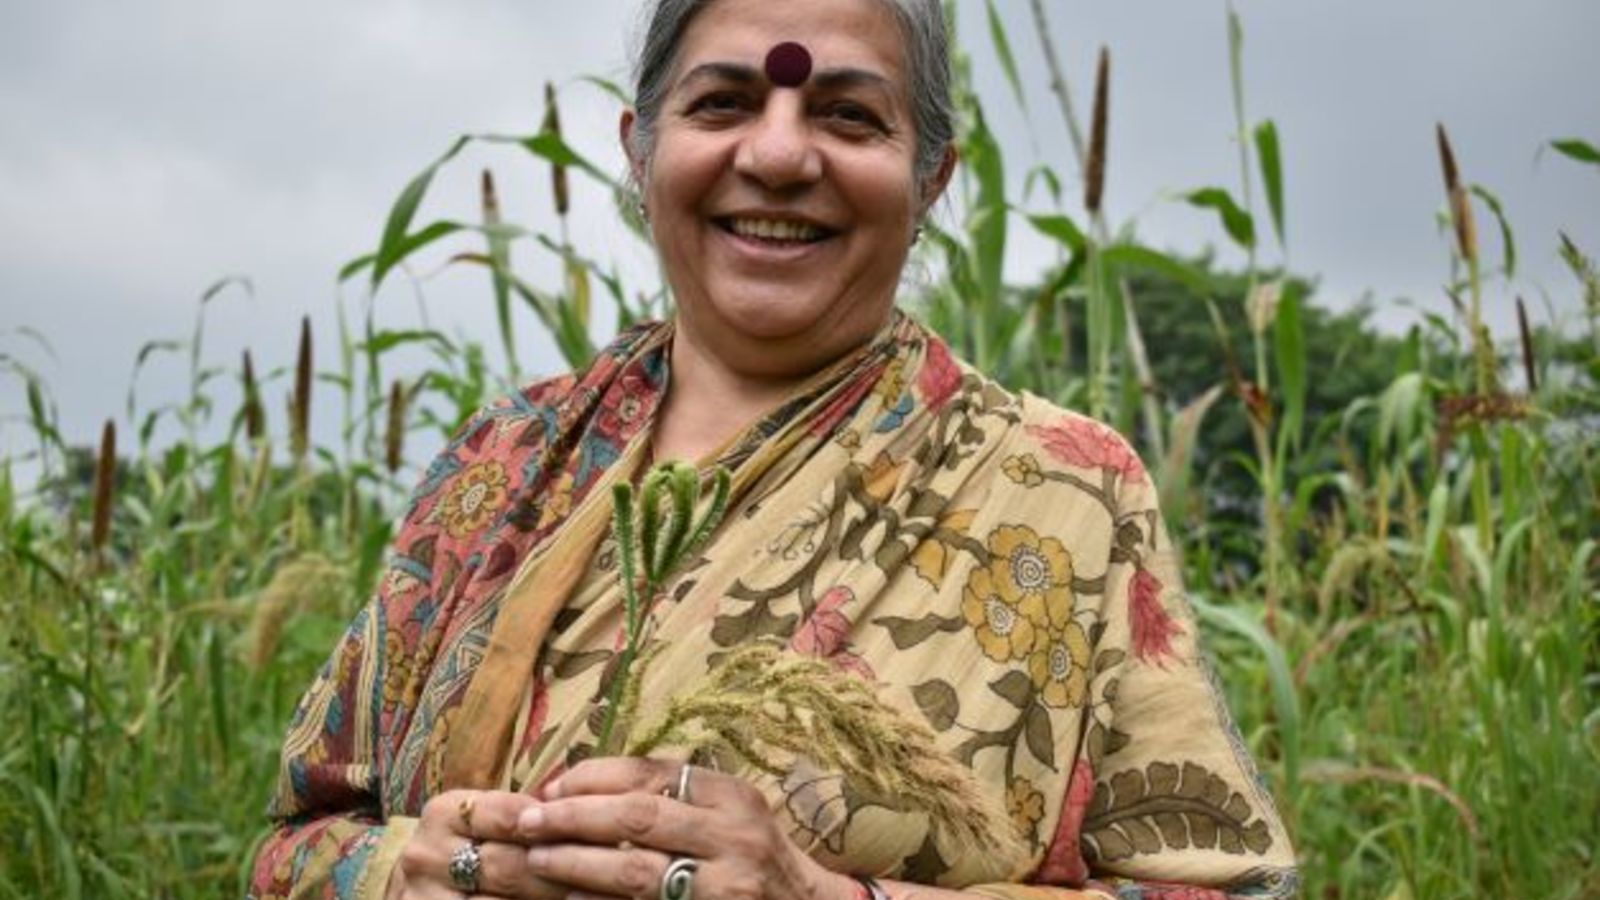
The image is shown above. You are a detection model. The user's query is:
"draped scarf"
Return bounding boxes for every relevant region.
[254,312,1297,900]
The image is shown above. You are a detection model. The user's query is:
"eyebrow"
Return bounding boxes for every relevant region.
[674,61,897,94]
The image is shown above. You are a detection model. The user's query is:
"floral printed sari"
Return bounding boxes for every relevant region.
[249,312,1299,900]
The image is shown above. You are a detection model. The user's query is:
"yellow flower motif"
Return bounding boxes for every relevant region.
[911,508,976,586]
[1007,776,1046,836]
[962,565,1039,662]
[537,470,576,530]
[1028,620,1092,708]
[989,525,1075,630]
[381,629,415,708]
[962,525,1074,661]
[1002,452,1044,487]
[872,357,907,405]
[438,462,511,539]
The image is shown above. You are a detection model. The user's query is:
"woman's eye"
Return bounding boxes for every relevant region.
[822,103,885,132]
[687,92,749,116]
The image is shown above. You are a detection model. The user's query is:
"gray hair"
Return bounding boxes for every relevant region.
[628,0,954,195]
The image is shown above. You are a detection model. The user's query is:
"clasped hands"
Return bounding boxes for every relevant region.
[390,757,859,900]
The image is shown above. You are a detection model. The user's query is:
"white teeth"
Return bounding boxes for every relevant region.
[728,218,824,242]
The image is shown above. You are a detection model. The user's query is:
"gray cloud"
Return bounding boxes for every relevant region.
[2,0,1595,474]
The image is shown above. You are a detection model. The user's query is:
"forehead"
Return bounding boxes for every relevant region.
[672,0,908,87]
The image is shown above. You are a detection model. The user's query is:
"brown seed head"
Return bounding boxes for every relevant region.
[91,419,116,558]
[1436,123,1478,265]
[291,316,312,462]
[385,379,407,474]
[480,169,500,222]
[544,82,570,217]
[1085,47,1110,215]
[241,349,264,441]
[1515,296,1538,393]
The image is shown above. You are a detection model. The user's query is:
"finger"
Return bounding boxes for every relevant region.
[525,842,674,900]
[422,789,540,843]
[539,756,675,801]
[401,831,563,900]
[546,759,761,813]
[519,792,725,859]
[471,840,567,900]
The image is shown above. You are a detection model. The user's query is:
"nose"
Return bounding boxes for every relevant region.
[733,92,823,190]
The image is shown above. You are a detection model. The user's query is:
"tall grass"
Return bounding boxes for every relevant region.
[1,5,1596,897]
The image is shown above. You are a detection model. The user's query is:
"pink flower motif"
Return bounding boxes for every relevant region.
[1026,417,1147,485]
[1130,567,1183,665]
[917,339,962,412]
[789,587,876,680]
[1033,758,1094,885]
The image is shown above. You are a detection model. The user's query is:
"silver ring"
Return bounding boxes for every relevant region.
[448,840,483,893]
[673,764,694,804]
[659,856,699,900]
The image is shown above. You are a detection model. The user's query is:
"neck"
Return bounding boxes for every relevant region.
[651,323,815,464]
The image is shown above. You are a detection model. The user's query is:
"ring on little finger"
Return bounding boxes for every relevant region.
[659,856,699,900]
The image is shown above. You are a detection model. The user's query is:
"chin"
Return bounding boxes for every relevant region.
[714,291,839,342]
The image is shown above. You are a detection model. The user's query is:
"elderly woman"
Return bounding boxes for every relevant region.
[249,0,1299,898]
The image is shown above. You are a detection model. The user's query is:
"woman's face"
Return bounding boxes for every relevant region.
[625,0,951,378]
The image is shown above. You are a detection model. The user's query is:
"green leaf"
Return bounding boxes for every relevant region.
[345,219,464,283]
[963,106,1008,308]
[199,275,254,305]
[1024,165,1063,205]
[579,75,631,107]
[985,0,1028,114]
[497,131,616,186]
[1273,282,1306,448]
[1185,187,1256,250]
[1253,120,1285,248]
[358,329,456,355]
[372,136,470,290]
[1027,214,1087,255]
[1550,137,1600,166]
[1099,245,1213,296]
[1468,184,1517,278]
[1191,595,1300,792]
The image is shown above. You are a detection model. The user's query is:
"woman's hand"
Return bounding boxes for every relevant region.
[520,758,858,900]
[389,789,562,899]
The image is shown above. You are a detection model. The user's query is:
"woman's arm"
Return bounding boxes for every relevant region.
[249,592,410,900]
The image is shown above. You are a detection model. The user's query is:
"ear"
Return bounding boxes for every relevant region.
[916,144,959,216]
[620,109,646,186]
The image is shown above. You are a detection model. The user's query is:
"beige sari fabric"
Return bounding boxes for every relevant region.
[254,314,1298,900]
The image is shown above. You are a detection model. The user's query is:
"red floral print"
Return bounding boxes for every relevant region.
[1130,567,1182,665]
[595,371,655,440]
[789,586,875,680]
[1026,417,1147,485]
[918,338,962,412]
[1034,758,1094,885]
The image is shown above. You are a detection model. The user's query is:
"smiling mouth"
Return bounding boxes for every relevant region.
[715,217,837,245]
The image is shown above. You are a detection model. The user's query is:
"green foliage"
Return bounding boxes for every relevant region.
[2,6,1597,898]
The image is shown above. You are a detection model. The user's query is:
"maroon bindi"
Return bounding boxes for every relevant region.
[764,41,813,88]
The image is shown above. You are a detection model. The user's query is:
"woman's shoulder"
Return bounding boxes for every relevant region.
[979,382,1154,502]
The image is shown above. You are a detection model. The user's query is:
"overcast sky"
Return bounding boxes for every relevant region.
[3,0,1597,479]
